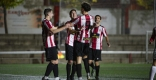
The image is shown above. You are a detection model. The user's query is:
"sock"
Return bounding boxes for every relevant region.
[90,62,95,69]
[78,77,82,80]
[44,62,54,76]
[150,66,156,80]
[70,63,76,77]
[83,58,90,73]
[66,63,72,78]
[53,64,59,77]
[76,64,82,77]
[95,65,100,77]
[54,77,60,80]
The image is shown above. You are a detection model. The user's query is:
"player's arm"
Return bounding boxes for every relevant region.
[149,28,155,44]
[102,27,110,47]
[67,27,78,34]
[65,21,78,34]
[50,23,70,34]
[44,21,68,34]
[105,36,110,47]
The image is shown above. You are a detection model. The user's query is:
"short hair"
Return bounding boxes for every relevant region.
[81,2,91,12]
[69,9,76,16]
[44,8,52,16]
[95,15,102,20]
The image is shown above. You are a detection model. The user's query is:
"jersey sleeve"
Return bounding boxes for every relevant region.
[102,27,107,37]
[44,20,53,29]
[150,27,156,42]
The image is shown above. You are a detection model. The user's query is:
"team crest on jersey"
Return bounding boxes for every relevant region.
[91,33,99,38]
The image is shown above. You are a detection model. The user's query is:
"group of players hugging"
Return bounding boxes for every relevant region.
[41,2,110,80]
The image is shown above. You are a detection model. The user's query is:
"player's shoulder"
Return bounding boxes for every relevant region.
[43,19,50,23]
[100,25,105,28]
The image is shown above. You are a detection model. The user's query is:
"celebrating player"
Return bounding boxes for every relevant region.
[41,8,70,80]
[88,15,110,80]
[149,27,156,80]
[65,9,78,80]
[71,2,93,80]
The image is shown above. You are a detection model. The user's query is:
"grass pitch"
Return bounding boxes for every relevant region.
[0,63,152,80]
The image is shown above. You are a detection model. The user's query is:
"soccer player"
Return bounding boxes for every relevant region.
[149,27,156,80]
[71,2,93,80]
[65,9,78,80]
[88,15,110,80]
[42,8,70,80]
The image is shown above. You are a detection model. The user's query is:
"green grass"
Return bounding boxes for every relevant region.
[0,63,152,79]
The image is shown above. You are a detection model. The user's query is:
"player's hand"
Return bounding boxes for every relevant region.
[149,41,152,44]
[65,23,71,28]
[67,22,73,27]
[107,43,110,47]
[80,26,85,30]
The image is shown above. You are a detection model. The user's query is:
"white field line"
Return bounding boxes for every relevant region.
[0,51,153,54]
[0,73,66,80]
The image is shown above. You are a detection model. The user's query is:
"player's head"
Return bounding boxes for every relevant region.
[81,2,91,14]
[69,9,77,19]
[44,8,53,19]
[95,15,101,23]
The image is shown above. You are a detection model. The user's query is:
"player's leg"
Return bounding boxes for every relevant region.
[90,61,95,77]
[75,41,83,80]
[66,60,73,80]
[70,61,76,80]
[94,49,101,80]
[149,49,156,80]
[53,59,60,80]
[42,60,55,80]
[51,47,60,80]
[65,44,74,80]
[70,42,77,80]
[83,55,90,79]
[150,59,156,80]
[88,48,95,77]
[42,47,59,80]
[95,61,100,80]
[77,56,82,80]
[83,43,90,78]
[88,60,93,73]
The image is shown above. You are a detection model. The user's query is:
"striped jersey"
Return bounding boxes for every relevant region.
[42,19,55,48]
[90,25,107,50]
[72,14,93,43]
[65,21,75,46]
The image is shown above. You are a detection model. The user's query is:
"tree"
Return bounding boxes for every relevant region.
[137,0,154,9]
[0,0,24,34]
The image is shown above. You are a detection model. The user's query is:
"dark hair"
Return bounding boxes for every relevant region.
[81,2,91,12]
[95,15,102,20]
[44,8,52,16]
[69,9,76,16]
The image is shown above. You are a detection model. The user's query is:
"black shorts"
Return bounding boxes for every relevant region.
[75,41,89,57]
[45,47,58,61]
[65,44,74,60]
[88,48,102,61]
[73,41,77,61]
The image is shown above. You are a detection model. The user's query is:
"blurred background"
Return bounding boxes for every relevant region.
[0,0,155,64]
